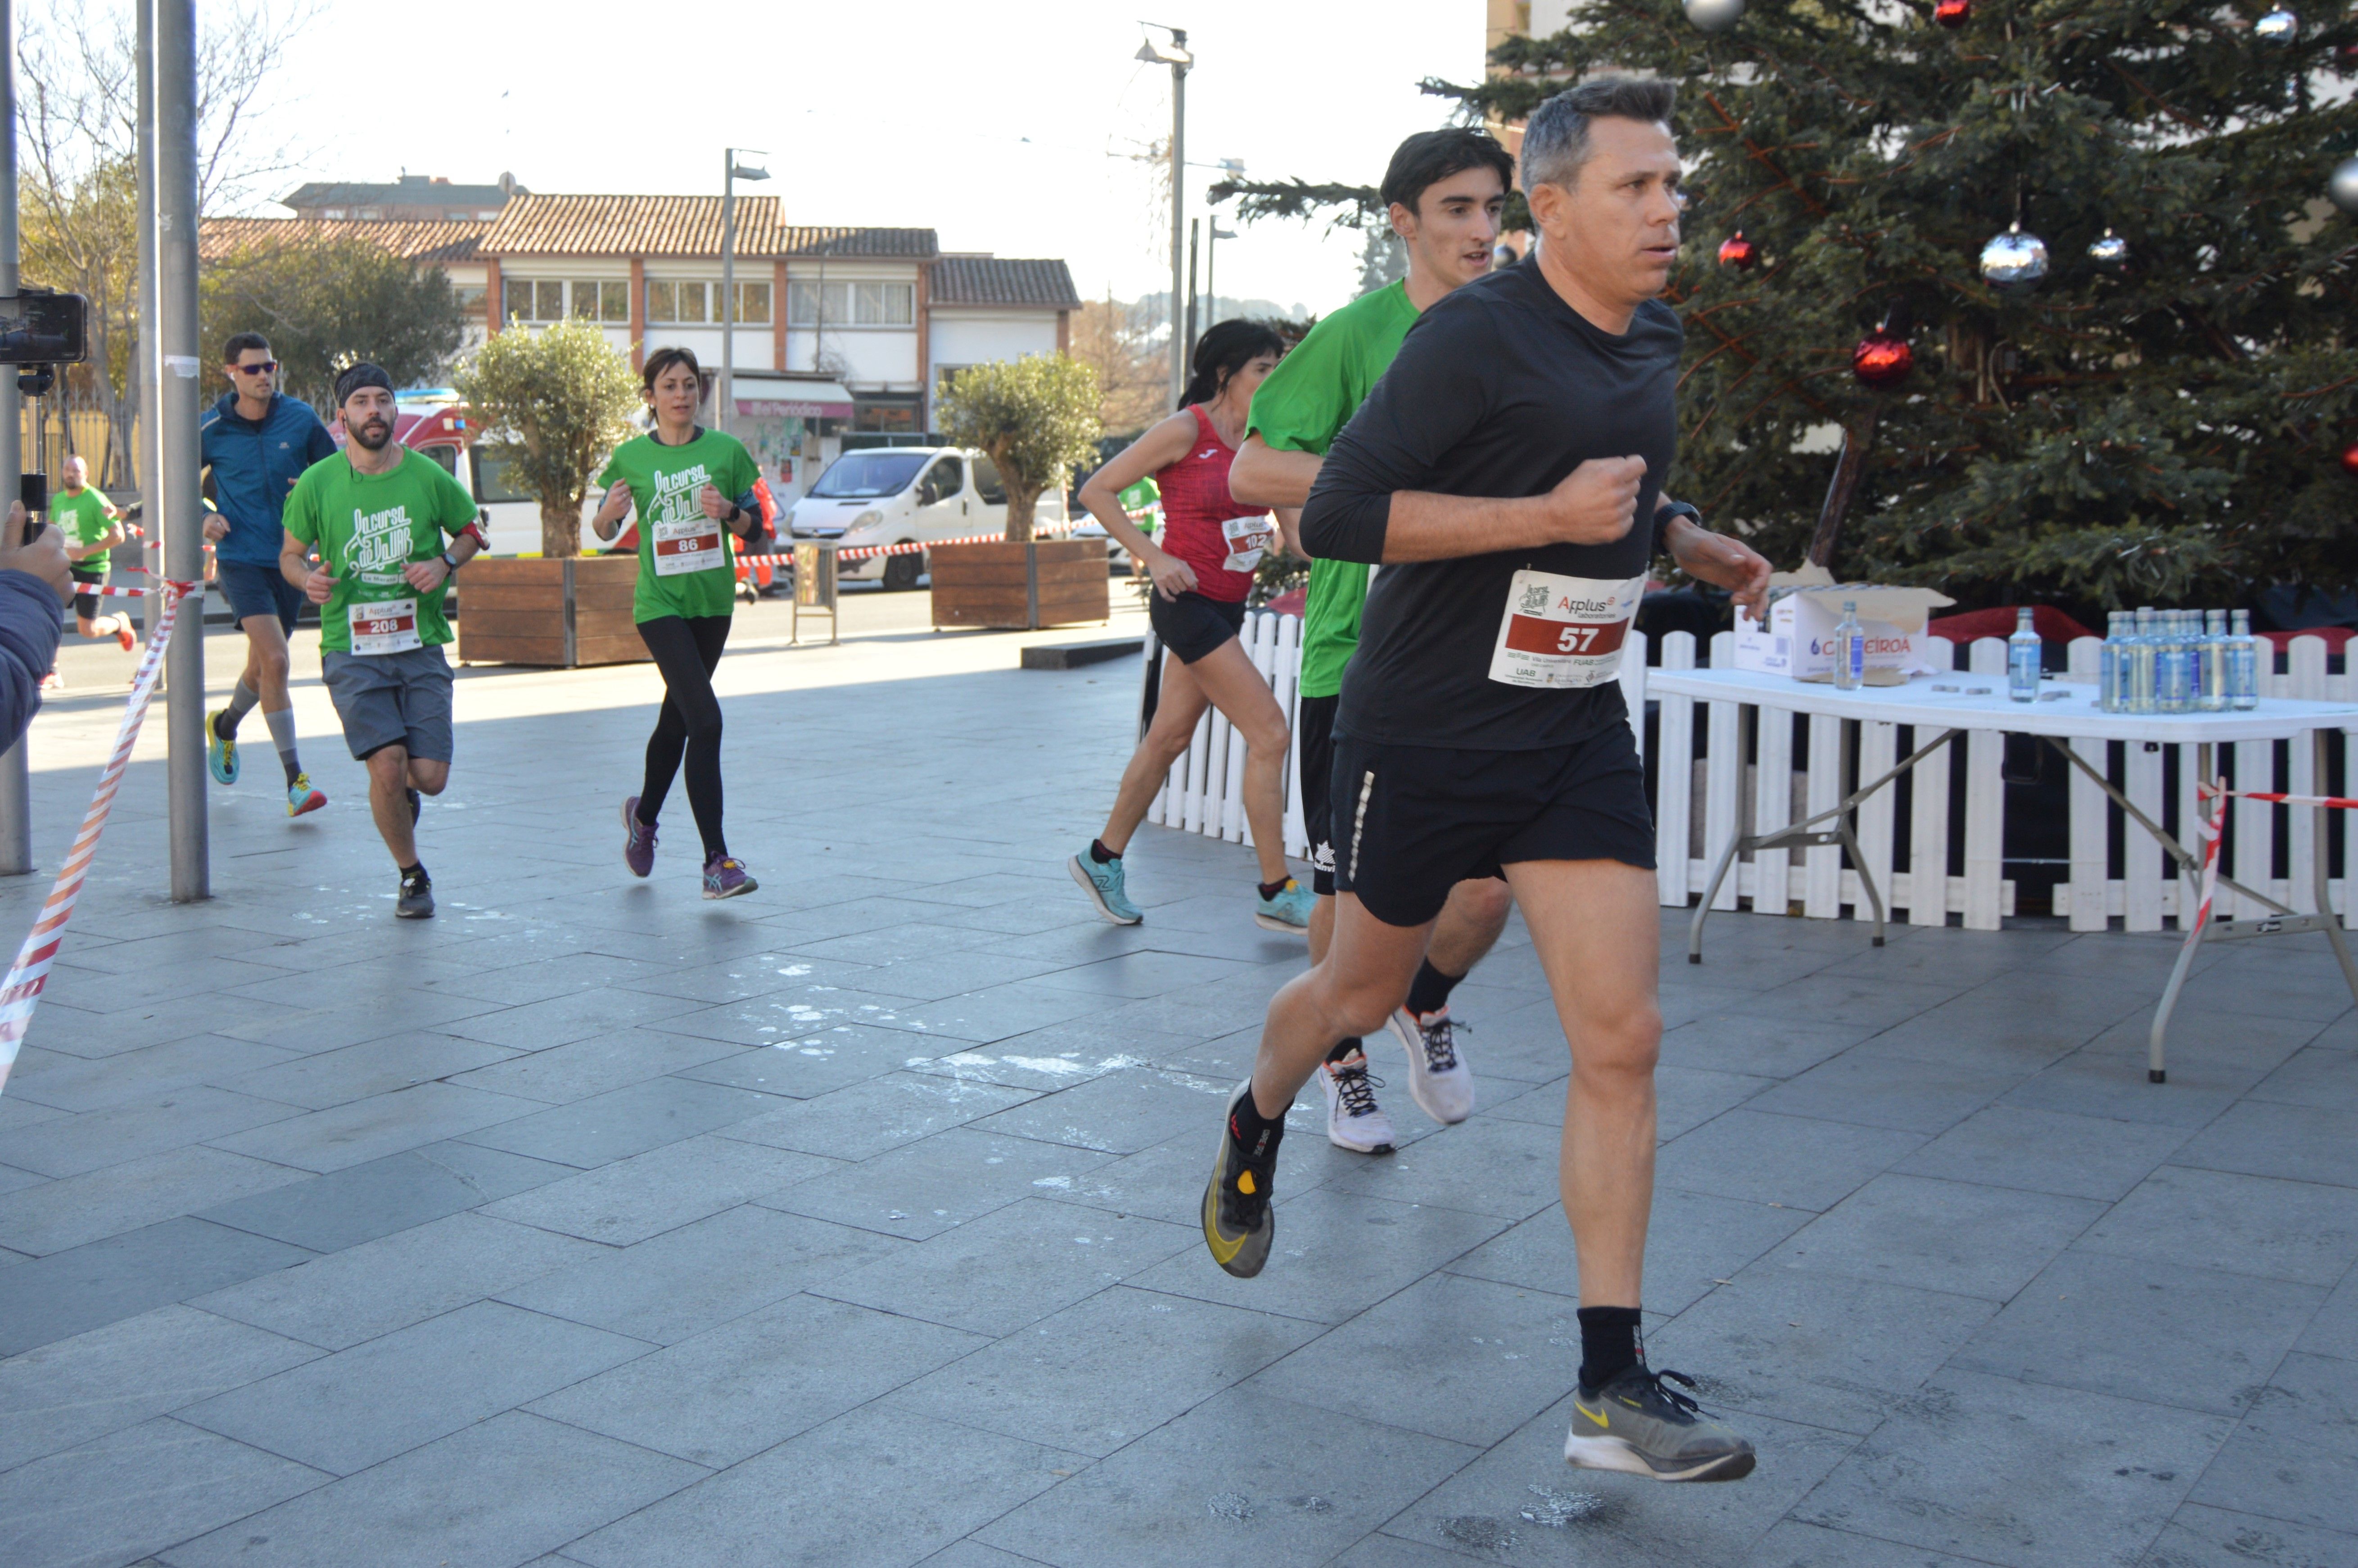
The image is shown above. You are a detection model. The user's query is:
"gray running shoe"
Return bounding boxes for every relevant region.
[1565,1363,1756,1482]
[1202,1079,1276,1278]
[395,868,434,920]
[1386,1005,1477,1124]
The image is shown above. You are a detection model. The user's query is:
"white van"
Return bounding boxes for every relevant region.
[787,446,1066,590]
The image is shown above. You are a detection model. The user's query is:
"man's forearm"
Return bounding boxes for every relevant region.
[279,548,311,589]
[1229,438,1323,511]
[1376,490,1566,563]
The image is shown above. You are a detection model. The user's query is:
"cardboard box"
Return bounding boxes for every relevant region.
[1733,573,1954,686]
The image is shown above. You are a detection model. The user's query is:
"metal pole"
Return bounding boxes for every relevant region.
[1205,224,1216,332]
[720,150,735,432]
[0,0,32,877]
[1185,218,1200,366]
[136,0,161,655]
[1166,30,1187,409]
[157,0,206,900]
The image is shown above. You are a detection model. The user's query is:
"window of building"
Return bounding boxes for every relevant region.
[447,209,470,221]
[568,280,628,323]
[322,207,346,219]
[650,280,712,324]
[735,281,770,325]
[455,285,487,315]
[357,207,382,220]
[851,395,921,433]
[788,280,913,327]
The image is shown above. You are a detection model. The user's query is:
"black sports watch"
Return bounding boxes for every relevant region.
[1654,501,1702,528]
[439,550,462,574]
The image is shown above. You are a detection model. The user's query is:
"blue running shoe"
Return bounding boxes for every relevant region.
[1254,877,1315,935]
[205,709,239,785]
[1069,849,1143,925]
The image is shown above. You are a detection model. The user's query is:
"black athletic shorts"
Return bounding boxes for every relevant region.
[1298,692,1339,896]
[71,566,104,620]
[1149,590,1247,665]
[1331,723,1656,928]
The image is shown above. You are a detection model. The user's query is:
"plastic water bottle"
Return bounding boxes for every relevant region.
[2131,606,2158,714]
[2007,607,2040,701]
[2198,609,2229,712]
[2156,610,2193,713]
[2100,610,2128,714]
[2228,608,2259,709]
[1832,600,1864,691]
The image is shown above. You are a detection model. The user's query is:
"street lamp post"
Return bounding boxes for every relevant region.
[0,0,27,875]
[1137,25,1192,409]
[719,148,769,436]
[157,0,205,900]
[1206,220,1236,332]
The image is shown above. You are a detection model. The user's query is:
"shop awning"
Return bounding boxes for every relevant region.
[733,379,854,420]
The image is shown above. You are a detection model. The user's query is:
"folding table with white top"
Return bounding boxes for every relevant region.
[1646,666,2358,1082]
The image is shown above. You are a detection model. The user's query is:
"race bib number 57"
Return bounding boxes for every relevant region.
[1487,570,1646,690]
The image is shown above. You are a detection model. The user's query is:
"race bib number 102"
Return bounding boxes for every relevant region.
[1487,571,1646,690]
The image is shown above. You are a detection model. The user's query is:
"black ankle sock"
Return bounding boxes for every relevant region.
[1257,877,1290,901]
[1090,839,1118,864]
[400,861,426,881]
[284,758,303,787]
[1577,1305,1644,1392]
[1227,1088,1286,1163]
[1324,1035,1365,1066]
[1405,958,1465,1019]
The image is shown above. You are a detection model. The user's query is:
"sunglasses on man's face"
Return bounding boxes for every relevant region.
[232,361,280,375]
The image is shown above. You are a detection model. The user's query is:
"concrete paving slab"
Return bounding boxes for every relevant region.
[0,1218,314,1356]
[161,1410,704,1568]
[758,1126,1114,1241]
[176,1299,650,1476]
[1762,1172,2104,1301]
[2187,1353,2358,1536]
[193,1140,575,1253]
[0,1416,326,1568]
[454,1075,776,1168]
[478,1132,834,1245]
[208,1080,542,1174]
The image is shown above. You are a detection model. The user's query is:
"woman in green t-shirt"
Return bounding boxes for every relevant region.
[590,346,769,899]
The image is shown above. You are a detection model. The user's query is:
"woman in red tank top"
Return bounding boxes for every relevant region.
[1069,322,1314,934]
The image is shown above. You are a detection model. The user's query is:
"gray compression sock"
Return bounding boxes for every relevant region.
[217,680,260,737]
[263,706,301,785]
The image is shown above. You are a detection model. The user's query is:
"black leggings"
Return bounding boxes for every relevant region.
[635,614,731,861]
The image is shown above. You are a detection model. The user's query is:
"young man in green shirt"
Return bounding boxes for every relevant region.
[1229,128,1519,1154]
[50,455,135,654]
[280,364,484,918]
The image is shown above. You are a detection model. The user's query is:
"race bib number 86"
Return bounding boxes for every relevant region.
[1487,571,1646,690]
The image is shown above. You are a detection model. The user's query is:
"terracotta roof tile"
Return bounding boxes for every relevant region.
[479,195,936,259]
[199,217,487,264]
[930,257,1082,308]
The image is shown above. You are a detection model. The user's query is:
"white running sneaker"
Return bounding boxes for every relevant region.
[1318,1049,1396,1154]
[1386,1005,1476,1124]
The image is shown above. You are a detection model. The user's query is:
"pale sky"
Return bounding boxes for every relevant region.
[238,0,1486,318]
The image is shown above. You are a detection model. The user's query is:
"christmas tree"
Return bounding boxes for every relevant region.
[1235,2,2358,612]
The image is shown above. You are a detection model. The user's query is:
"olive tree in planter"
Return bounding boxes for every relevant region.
[931,354,1109,629]
[449,318,646,667]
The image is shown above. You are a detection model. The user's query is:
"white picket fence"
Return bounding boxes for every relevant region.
[1145,614,2357,933]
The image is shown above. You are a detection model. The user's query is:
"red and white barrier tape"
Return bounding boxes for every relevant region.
[2202,787,2358,811]
[737,521,1086,565]
[0,581,197,1096]
[2177,779,2232,954]
[78,584,198,601]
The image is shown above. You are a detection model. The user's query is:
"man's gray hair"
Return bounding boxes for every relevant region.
[1520,76,1678,193]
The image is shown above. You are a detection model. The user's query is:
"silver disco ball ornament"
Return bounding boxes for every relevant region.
[2334,156,2358,217]
[1980,222,2051,290]
[1684,0,1747,32]
[2087,228,2130,266]
[2254,9,2298,43]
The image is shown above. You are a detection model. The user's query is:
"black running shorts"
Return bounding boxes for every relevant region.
[1297,692,1339,896]
[1149,589,1247,665]
[71,565,104,620]
[1331,723,1656,928]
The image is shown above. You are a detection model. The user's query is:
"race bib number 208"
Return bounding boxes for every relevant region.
[1487,571,1646,690]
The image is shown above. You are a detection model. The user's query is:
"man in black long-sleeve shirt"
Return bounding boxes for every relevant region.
[1201,77,1773,1484]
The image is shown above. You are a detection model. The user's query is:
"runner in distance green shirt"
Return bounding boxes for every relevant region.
[282,447,479,653]
[1245,280,1419,700]
[597,428,762,624]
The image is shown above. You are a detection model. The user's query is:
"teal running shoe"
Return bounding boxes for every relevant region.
[1254,877,1315,935]
[205,709,239,785]
[1069,849,1143,925]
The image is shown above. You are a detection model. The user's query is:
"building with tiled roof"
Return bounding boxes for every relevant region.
[281,172,522,223]
[474,195,1079,493]
[200,217,488,266]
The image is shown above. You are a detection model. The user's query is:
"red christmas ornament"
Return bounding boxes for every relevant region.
[1717,231,1757,269]
[2342,440,2358,478]
[1934,0,1969,25]
[1852,331,1914,388]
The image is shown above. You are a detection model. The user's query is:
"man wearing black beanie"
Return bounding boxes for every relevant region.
[278,363,486,917]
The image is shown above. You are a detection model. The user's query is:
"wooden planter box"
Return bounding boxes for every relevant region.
[930,539,1110,630]
[456,554,648,668]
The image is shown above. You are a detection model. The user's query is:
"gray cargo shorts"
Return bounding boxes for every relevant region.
[321,644,455,763]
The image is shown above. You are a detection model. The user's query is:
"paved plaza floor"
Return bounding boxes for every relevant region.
[0,588,2351,1567]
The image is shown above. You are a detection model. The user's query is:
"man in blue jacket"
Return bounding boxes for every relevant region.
[199,332,336,816]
